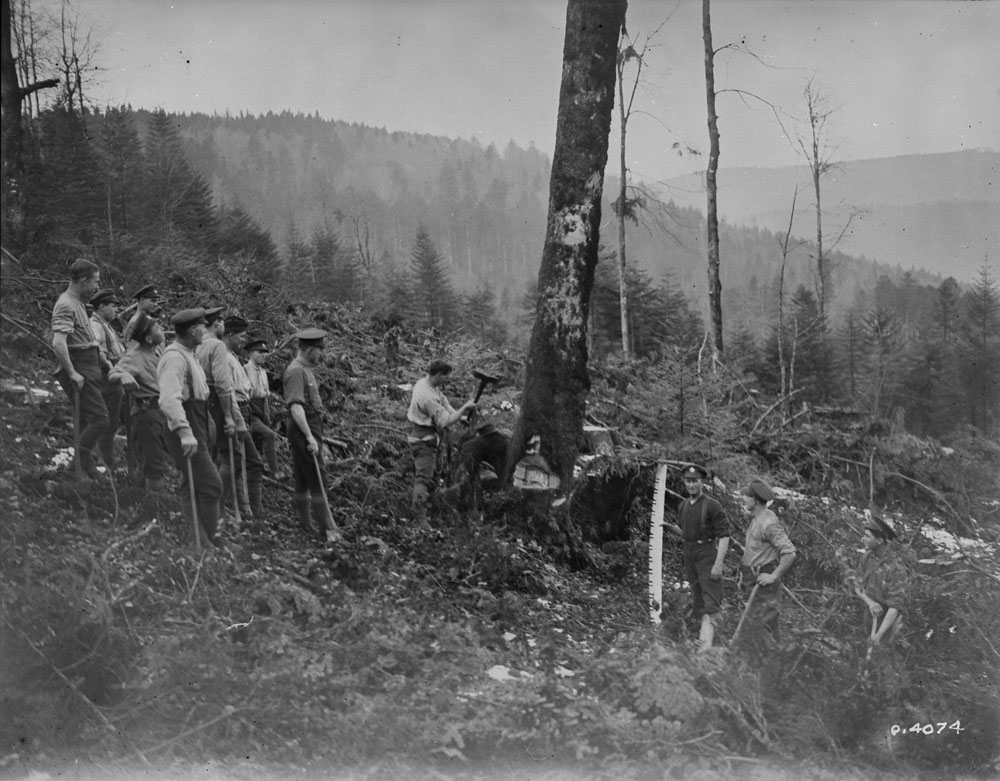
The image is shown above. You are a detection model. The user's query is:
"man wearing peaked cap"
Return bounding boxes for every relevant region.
[157,306,225,547]
[124,284,162,344]
[737,477,796,654]
[220,314,265,519]
[284,327,341,543]
[89,288,127,470]
[244,337,279,475]
[663,463,730,652]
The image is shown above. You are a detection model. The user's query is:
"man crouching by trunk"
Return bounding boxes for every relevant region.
[664,464,730,652]
[736,478,796,655]
[406,359,476,530]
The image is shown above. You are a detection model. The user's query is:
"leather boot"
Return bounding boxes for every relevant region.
[698,614,715,653]
[311,496,341,542]
[248,481,263,516]
[294,493,313,535]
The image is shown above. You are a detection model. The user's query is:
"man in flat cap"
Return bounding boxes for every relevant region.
[736,478,796,653]
[221,315,265,519]
[51,258,108,479]
[158,308,225,547]
[244,338,279,477]
[664,464,731,652]
[89,289,127,471]
[109,313,169,493]
[123,284,163,346]
[853,515,913,650]
[283,328,340,543]
[195,307,237,454]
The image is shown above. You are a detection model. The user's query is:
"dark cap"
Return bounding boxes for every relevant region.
[171,307,207,329]
[204,306,225,325]
[865,515,897,542]
[682,464,708,480]
[742,478,775,504]
[244,338,269,353]
[132,312,155,343]
[224,315,248,334]
[295,327,327,347]
[133,284,158,301]
[90,288,122,308]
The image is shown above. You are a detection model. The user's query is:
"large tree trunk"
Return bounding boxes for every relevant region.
[702,0,723,359]
[2,0,58,246]
[506,0,626,490]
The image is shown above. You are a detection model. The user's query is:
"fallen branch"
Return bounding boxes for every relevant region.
[5,618,154,769]
[749,388,803,435]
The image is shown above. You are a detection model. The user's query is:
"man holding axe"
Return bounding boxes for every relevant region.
[853,515,912,660]
[50,258,109,481]
[734,478,796,654]
[283,328,341,544]
[158,308,225,548]
[405,360,477,528]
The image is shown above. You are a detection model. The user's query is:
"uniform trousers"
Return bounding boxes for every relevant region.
[55,348,109,469]
[129,402,169,482]
[684,539,723,617]
[165,399,223,544]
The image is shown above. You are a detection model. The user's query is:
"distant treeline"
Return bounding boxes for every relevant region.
[7,105,998,436]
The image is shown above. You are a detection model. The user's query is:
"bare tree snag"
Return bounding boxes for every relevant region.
[506,0,627,490]
[702,0,723,359]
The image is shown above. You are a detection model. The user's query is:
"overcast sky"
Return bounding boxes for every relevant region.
[76,0,1000,182]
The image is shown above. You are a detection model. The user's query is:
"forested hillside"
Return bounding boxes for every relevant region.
[663,150,999,282]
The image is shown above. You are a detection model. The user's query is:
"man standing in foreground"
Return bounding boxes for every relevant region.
[51,258,108,479]
[853,515,912,648]
[283,328,340,543]
[737,478,796,652]
[406,359,477,529]
[158,308,224,548]
[664,464,730,652]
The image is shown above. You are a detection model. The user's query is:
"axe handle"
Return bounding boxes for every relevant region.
[473,379,489,404]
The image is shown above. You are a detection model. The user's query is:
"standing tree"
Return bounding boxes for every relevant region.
[506,0,627,490]
[702,0,723,359]
[959,265,1000,435]
[410,225,457,331]
[612,22,663,358]
[2,0,58,245]
[798,79,835,319]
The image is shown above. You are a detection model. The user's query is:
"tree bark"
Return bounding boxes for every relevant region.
[702,0,723,359]
[2,0,58,246]
[506,0,626,489]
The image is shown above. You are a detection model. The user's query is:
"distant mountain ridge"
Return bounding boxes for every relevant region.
[660,150,998,281]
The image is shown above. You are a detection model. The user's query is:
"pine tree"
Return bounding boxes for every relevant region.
[409,225,457,331]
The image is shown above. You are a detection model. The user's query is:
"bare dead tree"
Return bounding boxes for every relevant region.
[613,19,666,358]
[49,0,99,116]
[702,0,723,360]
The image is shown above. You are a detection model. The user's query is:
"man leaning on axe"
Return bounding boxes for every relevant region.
[735,478,796,655]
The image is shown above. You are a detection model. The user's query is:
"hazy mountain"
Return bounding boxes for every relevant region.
[659,150,998,281]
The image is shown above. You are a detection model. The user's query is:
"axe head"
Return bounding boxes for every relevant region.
[470,369,500,405]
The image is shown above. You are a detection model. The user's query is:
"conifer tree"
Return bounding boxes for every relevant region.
[409,225,457,331]
[959,266,1000,434]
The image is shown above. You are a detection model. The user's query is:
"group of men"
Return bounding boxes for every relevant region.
[50,257,339,548]
[668,463,910,658]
